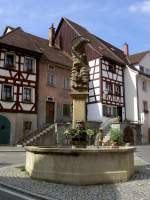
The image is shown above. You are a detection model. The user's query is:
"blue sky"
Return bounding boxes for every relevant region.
[0,0,149,54]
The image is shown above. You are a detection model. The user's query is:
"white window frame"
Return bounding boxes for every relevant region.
[2,84,13,101]
[24,57,34,73]
[23,87,32,103]
[47,73,56,86]
[64,77,70,89]
[5,52,15,67]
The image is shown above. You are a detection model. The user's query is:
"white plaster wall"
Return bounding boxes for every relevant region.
[87,103,102,121]
[137,75,150,143]
[124,66,138,121]
[0,112,37,144]
[27,74,36,81]
[0,69,10,77]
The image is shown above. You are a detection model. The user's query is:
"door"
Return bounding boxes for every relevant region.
[117,106,122,122]
[123,126,134,145]
[46,102,55,123]
[0,115,10,144]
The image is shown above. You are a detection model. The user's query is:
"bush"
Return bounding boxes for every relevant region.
[109,128,123,145]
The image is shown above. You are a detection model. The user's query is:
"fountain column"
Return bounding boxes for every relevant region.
[70,36,90,128]
[71,92,88,128]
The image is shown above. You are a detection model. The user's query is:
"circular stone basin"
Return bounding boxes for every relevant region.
[25,146,135,185]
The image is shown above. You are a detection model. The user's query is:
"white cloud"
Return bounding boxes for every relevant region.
[129,0,150,14]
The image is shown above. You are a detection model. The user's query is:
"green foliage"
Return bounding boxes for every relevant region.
[86,129,95,137]
[64,128,95,137]
[109,128,123,145]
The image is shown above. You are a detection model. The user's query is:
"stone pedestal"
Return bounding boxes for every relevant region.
[71,91,88,128]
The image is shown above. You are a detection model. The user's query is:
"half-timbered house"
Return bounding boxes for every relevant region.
[0,26,41,144]
[55,17,128,125]
[0,25,72,144]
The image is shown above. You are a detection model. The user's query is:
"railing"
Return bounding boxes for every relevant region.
[17,123,54,145]
[101,118,117,131]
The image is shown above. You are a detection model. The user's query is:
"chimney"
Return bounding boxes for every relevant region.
[123,43,129,56]
[48,24,55,47]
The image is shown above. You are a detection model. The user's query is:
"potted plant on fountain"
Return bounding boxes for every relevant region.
[109,128,123,147]
[64,122,95,147]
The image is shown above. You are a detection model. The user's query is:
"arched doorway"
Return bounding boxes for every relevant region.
[123,126,134,145]
[0,115,10,144]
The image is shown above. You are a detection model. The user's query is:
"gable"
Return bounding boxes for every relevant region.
[55,18,127,65]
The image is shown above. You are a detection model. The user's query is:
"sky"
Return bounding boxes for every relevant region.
[0,0,149,54]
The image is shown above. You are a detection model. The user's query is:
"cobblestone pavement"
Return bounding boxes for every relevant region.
[136,145,150,164]
[0,156,149,200]
[0,146,25,168]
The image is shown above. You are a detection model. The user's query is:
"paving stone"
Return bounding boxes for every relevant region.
[0,157,150,200]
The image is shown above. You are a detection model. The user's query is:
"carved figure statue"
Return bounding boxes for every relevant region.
[71,36,90,91]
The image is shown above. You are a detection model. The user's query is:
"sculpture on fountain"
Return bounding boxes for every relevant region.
[71,36,89,92]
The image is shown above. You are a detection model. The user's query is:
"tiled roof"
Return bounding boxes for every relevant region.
[0,27,72,67]
[129,51,149,65]
[64,18,128,65]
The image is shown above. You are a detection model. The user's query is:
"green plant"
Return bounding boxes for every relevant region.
[109,128,123,145]
[85,128,95,137]
[64,128,95,137]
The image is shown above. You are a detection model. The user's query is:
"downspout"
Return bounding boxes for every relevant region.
[123,66,126,121]
[136,75,140,123]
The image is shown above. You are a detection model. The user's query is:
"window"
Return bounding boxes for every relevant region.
[106,82,113,94]
[5,53,15,67]
[143,101,148,113]
[23,88,32,102]
[115,84,121,96]
[63,104,70,117]
[140,65,144,73]
[103,105,117,117]
[108,64,116,73]
[142,80,147,91]
[64,77,70,89]
[24,57,33,72]
[23,121,32,130]
[2,85,13,101]
[47,73,56,86]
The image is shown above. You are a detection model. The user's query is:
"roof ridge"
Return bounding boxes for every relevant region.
[0,27,22,40]
[129,50,150,57]
[64,17,127,64]
[22,30,49,42]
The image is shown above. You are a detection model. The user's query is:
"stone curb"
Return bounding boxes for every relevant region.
[0,150,25,152]
[0,180,56,200]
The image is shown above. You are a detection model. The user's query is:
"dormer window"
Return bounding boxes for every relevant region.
[5,53,15,68]
[24,57,34,73]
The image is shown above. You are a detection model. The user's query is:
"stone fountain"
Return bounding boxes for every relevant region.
[25,36,135,185]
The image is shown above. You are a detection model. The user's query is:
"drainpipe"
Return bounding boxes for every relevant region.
[136,75,140,123]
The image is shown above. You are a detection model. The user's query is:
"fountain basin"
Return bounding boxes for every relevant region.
[25,146,135,185]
